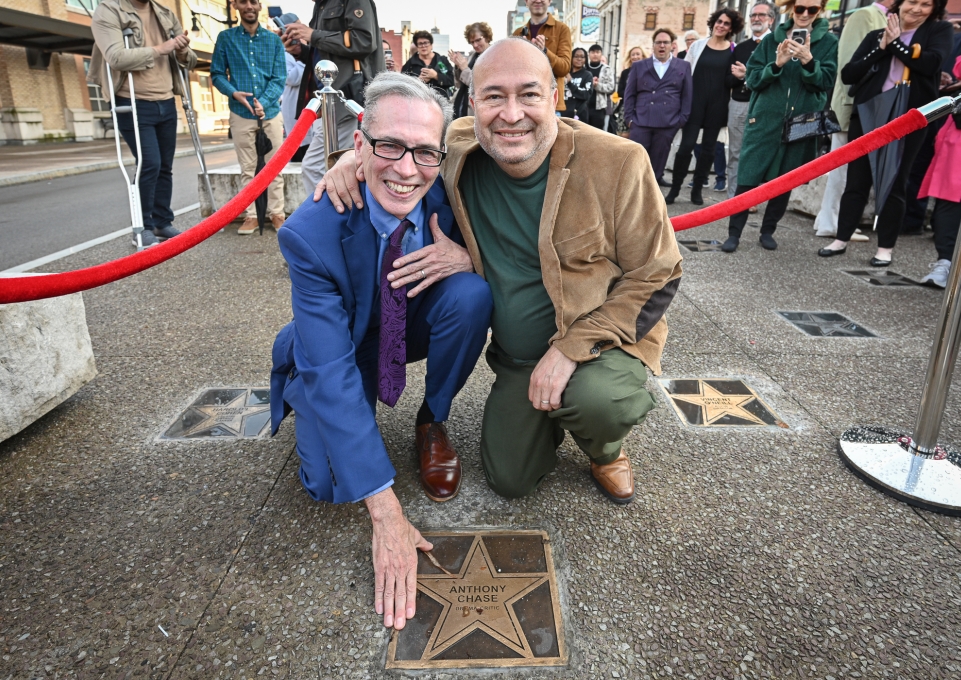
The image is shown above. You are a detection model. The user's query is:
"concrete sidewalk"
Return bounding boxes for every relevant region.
[0,133,234,187]
[1,196,961,679]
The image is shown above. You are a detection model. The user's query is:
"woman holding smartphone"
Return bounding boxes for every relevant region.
[818,0,953,266]
[563,48,593,121]
[720,0,838,253]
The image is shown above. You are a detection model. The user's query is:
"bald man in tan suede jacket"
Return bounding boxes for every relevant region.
[318,39,682,505]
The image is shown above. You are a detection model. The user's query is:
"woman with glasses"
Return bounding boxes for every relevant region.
[450,22,493,119]
[665,8,744,206]
[721,0,838,253]
[817,0,953,266]
[402,31,455,98]
[563,47,593,121]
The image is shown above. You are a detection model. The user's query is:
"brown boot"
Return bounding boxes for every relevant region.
[590,450,635,504]
[415,422,461,502]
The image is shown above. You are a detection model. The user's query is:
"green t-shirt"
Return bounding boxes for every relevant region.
[459,150,556,361]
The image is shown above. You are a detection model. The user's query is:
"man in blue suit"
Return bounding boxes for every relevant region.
[270,72,492,631]
[623,27,693,185]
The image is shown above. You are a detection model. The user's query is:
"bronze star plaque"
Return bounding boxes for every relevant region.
[777,311,878,338]
[658,378,788,429]
[842,270,920,287]
[160,387,271,440]
[385,530,567,670]
[678,239,724,252]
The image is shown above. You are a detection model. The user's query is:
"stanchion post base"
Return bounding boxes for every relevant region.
[838,426,961,516]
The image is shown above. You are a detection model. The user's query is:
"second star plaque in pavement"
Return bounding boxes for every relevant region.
[385,530,567,670]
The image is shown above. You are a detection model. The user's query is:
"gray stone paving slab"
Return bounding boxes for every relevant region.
[2,201,961,679]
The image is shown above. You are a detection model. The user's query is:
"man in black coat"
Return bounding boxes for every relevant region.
[282,0,385,193]
[402,31,454,98]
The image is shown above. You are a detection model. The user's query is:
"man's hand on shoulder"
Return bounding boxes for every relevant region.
[528,345,578,411]
[364,488,432,630]
[387,214,473,297]
[313,150,366,212]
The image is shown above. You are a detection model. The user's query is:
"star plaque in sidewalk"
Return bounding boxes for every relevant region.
[386,530,567,670]
[658,378,788,429]
[160,388,271,440]
[777,311,878,338]
[842,270,920,287]
[678,239,724,252]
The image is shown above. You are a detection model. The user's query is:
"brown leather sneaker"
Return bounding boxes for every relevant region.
[270,213,285,231]
[415,422,461,502]
[590,450,635,504]
[237,217,259,235]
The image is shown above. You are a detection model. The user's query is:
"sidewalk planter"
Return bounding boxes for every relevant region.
[200,163,306,218]
[0,276,97,442]
[1,108,44,145]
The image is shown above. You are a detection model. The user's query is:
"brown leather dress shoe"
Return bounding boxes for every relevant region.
[590,450,635,504]
[270,213,285,231]
[415,422,461,502]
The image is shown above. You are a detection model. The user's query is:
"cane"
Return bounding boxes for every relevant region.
[104,27,147,250]
[170,30,217,214]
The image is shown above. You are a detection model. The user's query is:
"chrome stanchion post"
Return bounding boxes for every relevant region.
[837,93,961,516]
[313,60,341,171]
[105,28,147,250]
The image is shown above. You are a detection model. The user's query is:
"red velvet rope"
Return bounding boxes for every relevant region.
[0,107,931,304]
[0,107,318,304]
[671,108,929,232]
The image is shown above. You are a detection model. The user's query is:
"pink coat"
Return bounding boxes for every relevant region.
[919,56,961,203]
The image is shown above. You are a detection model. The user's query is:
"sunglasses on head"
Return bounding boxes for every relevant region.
[794,5,820,14]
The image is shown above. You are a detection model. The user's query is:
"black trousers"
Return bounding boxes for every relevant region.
[588,107,606,130]
[933,199,961,261]
[903,116,946,231]
[837,115,927,247]
[671,119,722,189]
[727,184,793,237]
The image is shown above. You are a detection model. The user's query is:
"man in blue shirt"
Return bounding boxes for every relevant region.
[211,0,287,234]
[269,72,492,631]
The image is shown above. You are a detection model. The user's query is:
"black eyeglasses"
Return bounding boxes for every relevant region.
[794,5,820,14]
[362,130,446,167]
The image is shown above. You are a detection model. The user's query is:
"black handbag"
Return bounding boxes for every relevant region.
[780,84,841,143]
[782,109,842,143]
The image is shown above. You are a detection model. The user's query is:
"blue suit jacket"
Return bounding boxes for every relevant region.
[623,57,693,131]
[270,181,462,503]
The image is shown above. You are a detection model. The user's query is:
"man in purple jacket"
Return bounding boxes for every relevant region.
[623,28,693,185]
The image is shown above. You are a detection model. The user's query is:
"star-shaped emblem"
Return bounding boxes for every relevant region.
[417,536,547,659]
[670,381,766,426]
[181,391,268,438]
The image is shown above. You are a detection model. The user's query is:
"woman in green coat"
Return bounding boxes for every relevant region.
[721,0,838,252]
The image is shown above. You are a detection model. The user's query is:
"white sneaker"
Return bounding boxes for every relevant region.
[920,259,951,289]
[851,229,869,242]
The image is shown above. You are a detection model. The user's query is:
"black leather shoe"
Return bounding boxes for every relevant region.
[759,233,777,250]
[657,176,672,187]
[869,256,892,267]
[664,189,679,204]
[721,236,739,252]
[818,246,847,257]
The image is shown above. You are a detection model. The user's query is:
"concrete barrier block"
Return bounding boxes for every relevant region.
[200,163,307,218]
[0,278,97,442]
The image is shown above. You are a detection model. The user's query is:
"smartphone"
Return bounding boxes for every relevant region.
[791,29,808,44]
[385,49,392,60]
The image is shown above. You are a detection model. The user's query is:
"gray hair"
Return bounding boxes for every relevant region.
[751,1,776,17]
[469,37,558,99]
[361,71,453,144]
[684,30,701,41]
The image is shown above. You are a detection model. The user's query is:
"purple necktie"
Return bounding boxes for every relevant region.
[378,219,412,407]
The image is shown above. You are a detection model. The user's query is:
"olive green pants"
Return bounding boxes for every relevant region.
[480,342,655,498]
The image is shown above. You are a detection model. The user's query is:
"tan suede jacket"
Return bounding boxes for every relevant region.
[443,117,683,374]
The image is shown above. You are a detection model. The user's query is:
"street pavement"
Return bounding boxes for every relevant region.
[1,181,961,678]
[0,148,238,272]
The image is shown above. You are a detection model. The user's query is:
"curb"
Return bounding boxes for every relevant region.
[0,143,235,188]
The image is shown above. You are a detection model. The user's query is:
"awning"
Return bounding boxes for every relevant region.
[0,7,95,56]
